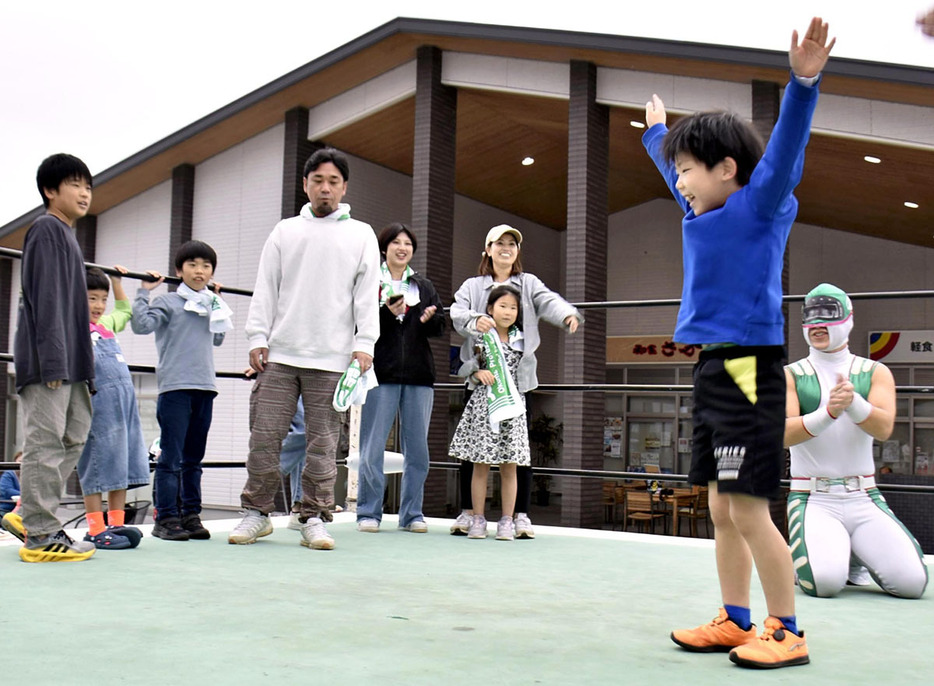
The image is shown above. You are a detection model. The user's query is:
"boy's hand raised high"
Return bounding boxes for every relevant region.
[790,16,836,78]
[645,94,666,129]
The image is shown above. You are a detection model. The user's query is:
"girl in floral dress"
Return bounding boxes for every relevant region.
[450,285,529,541]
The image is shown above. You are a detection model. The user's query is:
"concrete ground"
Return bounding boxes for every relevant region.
[1,512,930,685]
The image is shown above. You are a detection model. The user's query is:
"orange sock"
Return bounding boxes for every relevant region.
[108,509,126,527]
[87,511,106,536]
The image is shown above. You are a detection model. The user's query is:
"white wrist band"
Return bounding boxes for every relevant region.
[802,407,836,437]
[845,394,873,424]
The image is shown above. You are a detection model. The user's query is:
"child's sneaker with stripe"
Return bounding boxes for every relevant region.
[728,616,809,669]
[19,530,96,562]
[670,608,757,652]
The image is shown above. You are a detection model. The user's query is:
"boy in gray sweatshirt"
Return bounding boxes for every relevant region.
[132,240,229,541]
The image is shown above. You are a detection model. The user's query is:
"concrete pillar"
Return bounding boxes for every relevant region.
[561,61,609,529]
[169,163,196,291]
[411,45,457,516]
[282,107,321,219]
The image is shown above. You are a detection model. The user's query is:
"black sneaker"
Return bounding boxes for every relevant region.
[181,513,211,540]
[152,517,190,541]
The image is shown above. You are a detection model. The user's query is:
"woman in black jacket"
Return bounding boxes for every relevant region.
[355,223,445,533]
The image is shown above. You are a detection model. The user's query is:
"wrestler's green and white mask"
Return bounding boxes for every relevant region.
[802,282,853,351]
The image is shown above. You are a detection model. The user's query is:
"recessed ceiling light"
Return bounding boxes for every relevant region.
[864,155,881,164]
[905,201,919,209]
[630,121,646,129]
[521,157,534,166]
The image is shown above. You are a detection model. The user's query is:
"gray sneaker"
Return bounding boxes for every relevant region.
[467,514,488,539]
[496,516,516,541]
[514,512,535,539]
[450,510,471,536]
[287,512,302,531]
[357,518,380,533]
[228,510,273,544]
[301,517,335,550]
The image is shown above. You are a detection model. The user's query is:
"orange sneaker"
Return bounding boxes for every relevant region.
[729,616,809,669]
[670,608,757,652]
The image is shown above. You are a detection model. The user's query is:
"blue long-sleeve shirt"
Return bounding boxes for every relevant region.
[643,76,820,346]
[0,470,20,513]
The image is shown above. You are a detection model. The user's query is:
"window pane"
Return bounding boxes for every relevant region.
[627,367,677,385]
[627,419,675,471]
[877,422,911,474]
[628,395,676,414]
[914,399,934,419]
[911,426,934,475]
[896,397,910,417]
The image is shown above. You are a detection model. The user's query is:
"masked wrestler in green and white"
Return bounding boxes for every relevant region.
[785,283,928,598]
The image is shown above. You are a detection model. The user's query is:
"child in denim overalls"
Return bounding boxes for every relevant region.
[77,267,149,549]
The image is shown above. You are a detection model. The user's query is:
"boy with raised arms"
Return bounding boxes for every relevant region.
[642,18,835,669]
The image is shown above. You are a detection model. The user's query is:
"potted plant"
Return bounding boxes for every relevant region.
[528,413,563,506]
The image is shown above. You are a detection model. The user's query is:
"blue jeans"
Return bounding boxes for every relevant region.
[155,389,214,520]
[357,384,433,527]
[279,432,306,505]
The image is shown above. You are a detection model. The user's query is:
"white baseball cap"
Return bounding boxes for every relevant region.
[485,224,523,246]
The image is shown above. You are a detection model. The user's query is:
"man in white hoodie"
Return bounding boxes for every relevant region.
[229,147,380,550]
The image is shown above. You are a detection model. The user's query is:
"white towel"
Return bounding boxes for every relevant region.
[176,283,233,333]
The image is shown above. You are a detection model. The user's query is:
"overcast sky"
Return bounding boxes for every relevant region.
[1,0,932,222]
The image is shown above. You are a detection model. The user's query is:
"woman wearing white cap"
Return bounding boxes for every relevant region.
[449,224,582,539]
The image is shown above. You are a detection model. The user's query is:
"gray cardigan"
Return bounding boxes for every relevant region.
[450,273,582,393]
[132,289,225,394]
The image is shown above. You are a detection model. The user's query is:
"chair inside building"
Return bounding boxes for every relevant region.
[676,486,710,538]
[623,489,666,534]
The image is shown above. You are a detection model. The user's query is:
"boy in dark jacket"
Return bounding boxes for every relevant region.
[5,154,96,562]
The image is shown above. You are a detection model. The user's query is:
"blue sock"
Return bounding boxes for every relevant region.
[724,604,752,630]
[778,615,799,635]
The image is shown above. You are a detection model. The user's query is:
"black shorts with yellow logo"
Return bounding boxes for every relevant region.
[689,345,786,498]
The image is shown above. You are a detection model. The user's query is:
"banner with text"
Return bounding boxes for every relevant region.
[607,336,699,364]
[869,331,934,363]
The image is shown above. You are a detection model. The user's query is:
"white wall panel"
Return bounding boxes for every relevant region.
[597,69,934,147]
[597,69,751,118]
[443,53,569,99]
[814,95,934,146]
[95,179,172,370]
[308,62,416,140]
[607,199,683,339]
